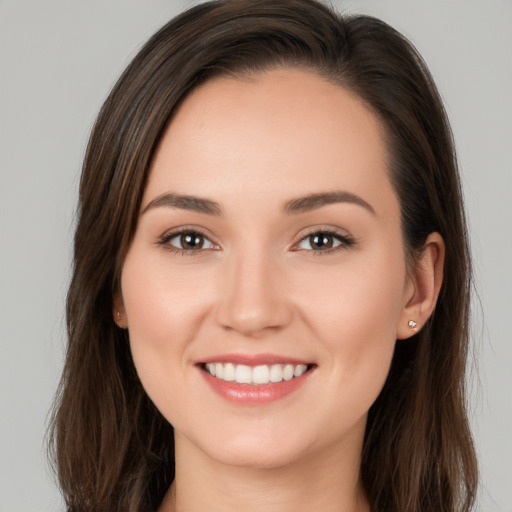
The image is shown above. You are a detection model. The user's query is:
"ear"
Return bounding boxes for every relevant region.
[113,291,128,329]
[396,232,445,340]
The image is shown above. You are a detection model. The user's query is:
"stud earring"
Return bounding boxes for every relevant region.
[408,320,417,329]
[116,311,121,322]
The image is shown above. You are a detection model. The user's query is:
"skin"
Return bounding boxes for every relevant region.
[115,68,444,512]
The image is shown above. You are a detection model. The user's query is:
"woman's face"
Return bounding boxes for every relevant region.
[117,69,416,469]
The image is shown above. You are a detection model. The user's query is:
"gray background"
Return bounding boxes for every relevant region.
[0,0,510,511]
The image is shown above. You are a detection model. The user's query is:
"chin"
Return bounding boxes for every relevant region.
[185,425,311,470]
[212,443,305,470]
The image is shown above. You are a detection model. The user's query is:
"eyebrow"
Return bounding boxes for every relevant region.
[142,190,375,217]
[142,193,222,216]
[283,191,376,215]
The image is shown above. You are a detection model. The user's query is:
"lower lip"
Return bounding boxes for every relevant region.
[198,367,312,404]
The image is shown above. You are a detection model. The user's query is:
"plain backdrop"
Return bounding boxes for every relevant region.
[0,1,510,511]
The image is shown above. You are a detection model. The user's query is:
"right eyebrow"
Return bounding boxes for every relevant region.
[283,190,376,216]
[141,192,223,216]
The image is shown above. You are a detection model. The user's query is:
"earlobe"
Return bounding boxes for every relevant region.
[113,292,128,329]
[396,232,445,340]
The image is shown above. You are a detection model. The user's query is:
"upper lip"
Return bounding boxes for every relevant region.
[197,353,313,366]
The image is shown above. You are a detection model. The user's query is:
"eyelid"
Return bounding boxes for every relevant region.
[156,224,355,256]
[290,225,356,252]
[157,225,220,254]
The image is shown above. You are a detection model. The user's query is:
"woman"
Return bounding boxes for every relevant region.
[49,1,478,511]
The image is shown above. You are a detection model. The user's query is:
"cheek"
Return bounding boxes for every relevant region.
[122,247,213,343]
[298,249,405,336]
[294,251,405,412]
[120,249,215,418]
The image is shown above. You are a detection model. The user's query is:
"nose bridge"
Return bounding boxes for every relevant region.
[215,240,291,336]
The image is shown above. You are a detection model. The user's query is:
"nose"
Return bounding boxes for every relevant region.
[215,248,293,337]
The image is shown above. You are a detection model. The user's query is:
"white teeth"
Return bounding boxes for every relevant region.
[294,364,307,377]
[204,362,309,385]
[252,365,270,384]
[283,364,294,381]
[235,364,252,384]
[223,363,235,381]
[270,364,283,383]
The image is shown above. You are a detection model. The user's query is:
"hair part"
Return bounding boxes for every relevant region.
[49,1,477,511]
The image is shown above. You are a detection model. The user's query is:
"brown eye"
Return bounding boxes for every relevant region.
[165,231,216,252]
[294,231,352,252]
[309,233,334,250]
[180,232,204,249]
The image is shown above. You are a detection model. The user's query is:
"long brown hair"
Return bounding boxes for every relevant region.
[49,1,478,511]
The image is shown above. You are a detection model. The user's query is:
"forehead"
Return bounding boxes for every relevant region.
[144,68,397,218]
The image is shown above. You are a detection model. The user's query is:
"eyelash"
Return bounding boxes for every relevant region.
[157,228,355,256]
[291,229,355,255]
[158,227,216,256]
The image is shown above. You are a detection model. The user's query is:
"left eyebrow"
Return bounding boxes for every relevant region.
[142,192,223,216]
[283,191,376,216]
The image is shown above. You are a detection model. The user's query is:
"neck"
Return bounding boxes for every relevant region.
[159,428,370,512]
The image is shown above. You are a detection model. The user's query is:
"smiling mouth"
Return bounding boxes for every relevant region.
[201,362,313,385]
